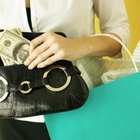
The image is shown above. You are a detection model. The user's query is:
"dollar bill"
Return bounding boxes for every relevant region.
[0,56,16,66]
[10,28,23,36]
[0,29,30,65]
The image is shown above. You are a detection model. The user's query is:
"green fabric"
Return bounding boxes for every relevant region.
[44,72,140,140]
[101,68,136,84]
[74,56,140,88]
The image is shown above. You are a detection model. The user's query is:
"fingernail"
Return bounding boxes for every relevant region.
[37,64,42,68]
[28,65,33,70]
[24,59,29,66]
[24,61,28,66]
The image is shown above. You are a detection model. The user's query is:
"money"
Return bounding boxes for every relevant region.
[0,56,16,66]
[11,28,23,36]
[0,29,30,65]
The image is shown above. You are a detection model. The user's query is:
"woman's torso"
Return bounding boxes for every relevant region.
[0,0,95,37]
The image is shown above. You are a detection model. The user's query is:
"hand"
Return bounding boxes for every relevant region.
[24,32,88,69]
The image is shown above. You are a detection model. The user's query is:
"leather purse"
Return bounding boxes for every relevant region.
[0,60,89,118]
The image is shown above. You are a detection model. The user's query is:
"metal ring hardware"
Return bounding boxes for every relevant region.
[19,81,32,94]
[0,76,9,102]
[43,65,71,92]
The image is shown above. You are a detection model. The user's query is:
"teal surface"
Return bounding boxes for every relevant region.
[44,72,140,140]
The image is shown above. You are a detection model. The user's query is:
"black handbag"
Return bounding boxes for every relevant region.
[0,60,88,118]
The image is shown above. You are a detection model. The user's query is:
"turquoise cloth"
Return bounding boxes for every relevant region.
[44,72,140,140]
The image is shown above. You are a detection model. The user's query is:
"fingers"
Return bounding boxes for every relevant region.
[37,53,62,68]
[25,32,55,66]
[29,34,45,54]
[24,41,50,66]
[29,32,54,54]
[27,46,56,69]
[24,32,67,69]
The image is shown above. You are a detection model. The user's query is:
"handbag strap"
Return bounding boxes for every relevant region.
[0,29,66,41]
[7,65,81,94]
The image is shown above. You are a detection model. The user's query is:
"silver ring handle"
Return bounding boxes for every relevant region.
[19,81,32,94]
[0,76,9,102]
[43,65,71,92]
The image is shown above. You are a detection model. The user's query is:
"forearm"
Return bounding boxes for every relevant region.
[74,35,122,58]
[25,32,122,69]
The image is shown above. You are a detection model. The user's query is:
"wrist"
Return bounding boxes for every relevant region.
[71,37,93,58]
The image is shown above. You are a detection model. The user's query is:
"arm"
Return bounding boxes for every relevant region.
[93,0,130,51]
[24,0,130,69]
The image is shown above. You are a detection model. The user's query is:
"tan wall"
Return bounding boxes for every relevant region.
[125,0,140,52]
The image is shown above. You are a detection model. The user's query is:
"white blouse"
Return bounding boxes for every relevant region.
[0,0,129,45]
[0,0,130,122]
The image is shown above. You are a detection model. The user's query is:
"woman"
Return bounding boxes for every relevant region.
[0,0,130,139]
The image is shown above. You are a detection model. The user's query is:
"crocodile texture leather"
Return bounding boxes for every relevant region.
[0,60,89,118]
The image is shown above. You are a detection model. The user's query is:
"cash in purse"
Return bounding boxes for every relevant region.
[0,29,89,118]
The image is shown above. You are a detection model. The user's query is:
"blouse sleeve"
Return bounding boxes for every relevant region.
[93,0,130,47]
